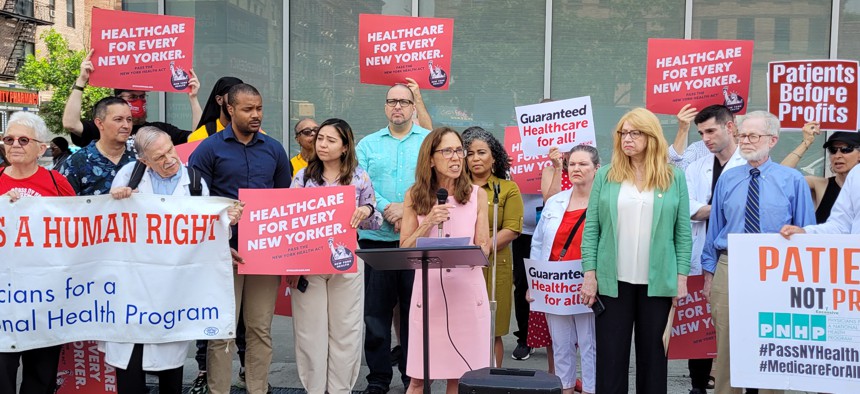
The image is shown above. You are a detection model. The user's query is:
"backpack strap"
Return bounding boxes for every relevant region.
[559,211,587,259]
[187,166,203,196]
[126,161,147,189]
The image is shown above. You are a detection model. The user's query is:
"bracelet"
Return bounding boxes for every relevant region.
[790,152,803,159]
[72,84,85,91]
[364,204,375,216]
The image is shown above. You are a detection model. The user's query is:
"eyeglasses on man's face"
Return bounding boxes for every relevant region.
[2,136,41,147]
[434,147,466,159]
[385,99,414,107]
[735,133,772,144]
[119,93,147,101]
[828,145,857,155]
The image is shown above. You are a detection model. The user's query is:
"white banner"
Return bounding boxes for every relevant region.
[0,194,237,352]
[515,96,597,157]
[524,258,592,315]
[729,234,860,393]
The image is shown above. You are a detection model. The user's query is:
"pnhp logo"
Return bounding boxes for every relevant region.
[759,312,826,341]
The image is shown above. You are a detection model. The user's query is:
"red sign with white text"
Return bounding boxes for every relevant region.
[274,279,293,316]
[647,39,753,115]
[89,8,195,92]
[238,186,357,275]
[359,14,454,89]
[55,342,117,394]
[505,126,551,195]
[768,60,859,131]
[668,276,717,360]
[176,139,202,165]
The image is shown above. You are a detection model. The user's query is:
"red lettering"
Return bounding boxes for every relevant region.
[14,216,33,247]
[146,214,162,244]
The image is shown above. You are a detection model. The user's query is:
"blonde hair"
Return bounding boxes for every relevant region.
[608,108,673,191]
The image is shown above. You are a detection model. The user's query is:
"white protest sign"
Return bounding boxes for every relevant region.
[729,234,860,393]
[515,96,596,157]
[0,194,236,351]
[524,258,592,315]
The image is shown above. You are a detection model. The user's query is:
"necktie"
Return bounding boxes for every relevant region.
[744,168,761,233]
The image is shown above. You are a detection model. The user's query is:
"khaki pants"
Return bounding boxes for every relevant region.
[711,255,782,394]
[292,261,364,394]
[207,270,279,394]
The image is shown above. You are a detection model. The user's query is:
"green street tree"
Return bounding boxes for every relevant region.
[16,29,110,135]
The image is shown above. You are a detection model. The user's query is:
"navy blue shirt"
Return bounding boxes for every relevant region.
[189,125,292,247]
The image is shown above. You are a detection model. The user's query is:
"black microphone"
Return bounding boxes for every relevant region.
[436,188,448,237]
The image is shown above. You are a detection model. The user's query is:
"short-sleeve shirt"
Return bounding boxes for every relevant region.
[59,142,136,196]
[0,167,75,197]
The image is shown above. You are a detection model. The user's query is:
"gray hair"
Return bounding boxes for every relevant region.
[568,144,600,166]
[738,111,781,137]
[7,112,51,143]
[134,126,171,160]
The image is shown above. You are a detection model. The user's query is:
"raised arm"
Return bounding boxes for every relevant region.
[62,49,94,136]
[406,77,433,130]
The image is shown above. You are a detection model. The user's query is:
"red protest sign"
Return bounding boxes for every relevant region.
[55,342,117,394]
[768,60,860,131]
[176,139,202,165]
[359,14,454,90]
[89,8,195,92]
[646,39,753,115]
[238,186,358,275]
[668,276,717,360]
[505,126,551,195]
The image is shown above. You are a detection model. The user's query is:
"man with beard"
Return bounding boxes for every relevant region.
[701,111,815,394]
[189,83,291,394]
[60,96,137,195]
[62,49,202,149]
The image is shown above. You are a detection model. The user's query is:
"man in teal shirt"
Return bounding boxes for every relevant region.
[356,83,429,393]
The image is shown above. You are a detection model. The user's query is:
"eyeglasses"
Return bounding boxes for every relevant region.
[296,127,318,137]
[385,99,414,107]
[119,93,146,101]
[434,147,466,159]
[2,136,42,147]
[617,130,643,140]
[736,133,772,143]
[828,146,857,155]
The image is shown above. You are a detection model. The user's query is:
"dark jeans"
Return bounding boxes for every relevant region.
[196,307,247,371]
[361,239,414,390]
[0,345,61,394]
[689,358,714,390]
[596,281,672,394]
[116,344,184,394]
[511,234,532,345]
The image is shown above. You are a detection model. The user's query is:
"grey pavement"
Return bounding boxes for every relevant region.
[164,314,813,393]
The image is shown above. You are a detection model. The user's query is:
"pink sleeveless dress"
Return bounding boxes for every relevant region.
[406,185,491,379]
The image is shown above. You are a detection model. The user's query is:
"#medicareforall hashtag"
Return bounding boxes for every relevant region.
[760,344,768,356]
[760,361,768,372]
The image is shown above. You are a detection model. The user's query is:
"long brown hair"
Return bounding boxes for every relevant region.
[303,118,358,185]
[410,127,472,215]
[608,108,673,191]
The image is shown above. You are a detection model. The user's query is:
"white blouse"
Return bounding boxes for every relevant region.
[616,181,654,284]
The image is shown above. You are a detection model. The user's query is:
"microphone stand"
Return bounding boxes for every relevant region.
[489,182,500,366]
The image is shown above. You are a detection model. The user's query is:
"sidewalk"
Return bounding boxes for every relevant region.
[166,315,807,393]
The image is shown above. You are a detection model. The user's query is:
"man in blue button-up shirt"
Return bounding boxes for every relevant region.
[356,83,430,393]
[702,111,814,394]
[189,83,291,394]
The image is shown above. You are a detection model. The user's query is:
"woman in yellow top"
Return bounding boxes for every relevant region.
[187,76,243,142]
[463,126,524,368]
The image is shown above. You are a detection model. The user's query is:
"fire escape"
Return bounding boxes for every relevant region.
[0,0,54,80]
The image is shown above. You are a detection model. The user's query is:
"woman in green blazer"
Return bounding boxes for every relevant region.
[580,107,692,394]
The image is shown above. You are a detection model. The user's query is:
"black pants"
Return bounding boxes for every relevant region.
[596,281,672,394]
[361,239,413,390]
[0,345,61,394]
[689,358,713,389]
[195,307,247,371]
[511,234,532,345]
[116,344,184,394]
